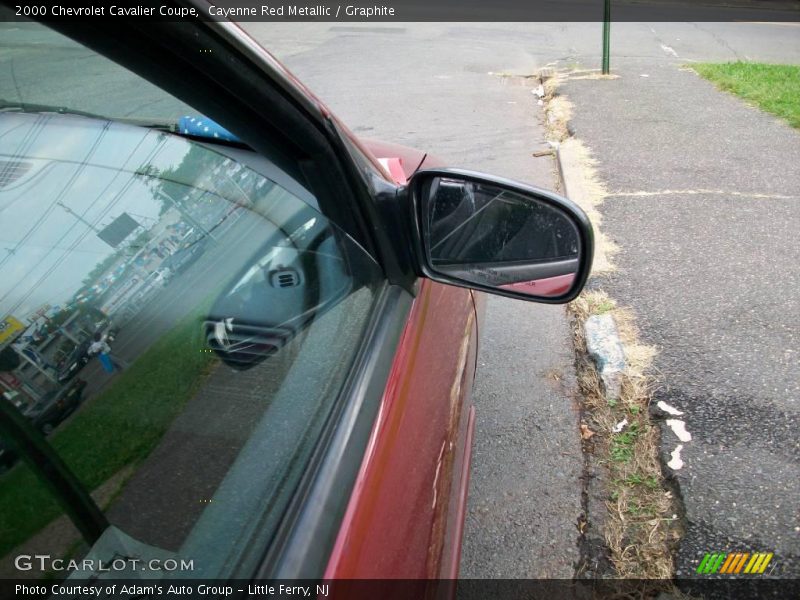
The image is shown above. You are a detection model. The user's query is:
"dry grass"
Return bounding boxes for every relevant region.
[542,72,572,142]
[566,68,621,81]
[559,139,619,274]
[570,291,680,580]
[539,70,619,274]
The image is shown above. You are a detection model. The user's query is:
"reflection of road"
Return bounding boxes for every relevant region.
[78,211,267,401]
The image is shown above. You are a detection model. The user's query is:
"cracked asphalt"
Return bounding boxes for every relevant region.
[563,48,800,576]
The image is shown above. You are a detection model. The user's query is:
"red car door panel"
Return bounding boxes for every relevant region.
[325,278,478,578]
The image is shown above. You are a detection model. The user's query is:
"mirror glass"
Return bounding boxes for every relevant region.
[423,177,581,298]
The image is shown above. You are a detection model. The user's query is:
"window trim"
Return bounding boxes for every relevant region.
[249,283,414,579]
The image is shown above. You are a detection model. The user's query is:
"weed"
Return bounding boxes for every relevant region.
[569,290,678,578]
[595,298,615,314]
[610,423,640,463]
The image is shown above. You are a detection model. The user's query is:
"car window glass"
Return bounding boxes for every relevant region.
[0,16,193,124]
[0,25,382,581]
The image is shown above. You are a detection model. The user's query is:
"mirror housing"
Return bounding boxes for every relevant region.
[409,168,594,303]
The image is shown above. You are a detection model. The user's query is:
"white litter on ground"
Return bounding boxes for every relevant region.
[584,314,625,400]
[666,419,692,442]
[667,445,685,470]
[660,43,679,57]
[657,400,684,416]
[612,418,628,433]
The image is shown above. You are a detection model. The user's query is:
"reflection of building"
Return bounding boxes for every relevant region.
[97,208,185,324]
[1,307,102,405]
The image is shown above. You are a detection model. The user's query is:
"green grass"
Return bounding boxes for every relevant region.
[610,423,640,464]
[0,306,215,557]
[622,473,659,490]
[693,62,800,129]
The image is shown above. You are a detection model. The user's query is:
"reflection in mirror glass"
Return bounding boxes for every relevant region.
[424,177,580,298]
[0,22,381,582]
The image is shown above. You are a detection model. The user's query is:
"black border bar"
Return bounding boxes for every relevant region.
[2,0,799,23]
[2,578,800,600]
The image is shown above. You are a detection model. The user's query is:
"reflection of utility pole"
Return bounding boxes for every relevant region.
[56,201,99,233]
[154,189,217,242]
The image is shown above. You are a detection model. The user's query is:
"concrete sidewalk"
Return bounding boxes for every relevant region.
[563,60,800,576]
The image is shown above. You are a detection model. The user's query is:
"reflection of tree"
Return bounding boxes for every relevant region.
[135,148,218,239]
[136,145,220,217]
[134,163,170,217]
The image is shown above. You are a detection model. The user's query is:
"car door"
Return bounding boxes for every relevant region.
[0,9,477,582]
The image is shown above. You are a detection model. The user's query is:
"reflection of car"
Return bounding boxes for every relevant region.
[141,268,170,291]
[56,321,117,383]
[27,378,88,435]
[56,339,91,383]
[0,10,593,583]
[0,379,87,470]
[160,238,207,275]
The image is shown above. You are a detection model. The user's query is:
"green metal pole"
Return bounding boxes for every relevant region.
[602,0,611,74]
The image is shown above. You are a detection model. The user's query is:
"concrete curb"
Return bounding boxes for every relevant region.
[556,136,619,577]
[555,137,616,275]
[555,143,569,198]
[557,135,626,399]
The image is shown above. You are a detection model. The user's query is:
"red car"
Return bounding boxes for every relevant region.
[0,3,592,584]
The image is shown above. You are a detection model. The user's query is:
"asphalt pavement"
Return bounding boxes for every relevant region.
[562,46,800,576]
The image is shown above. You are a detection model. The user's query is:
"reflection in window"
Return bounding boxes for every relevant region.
[428,178,580,265]
[0,111,380,580]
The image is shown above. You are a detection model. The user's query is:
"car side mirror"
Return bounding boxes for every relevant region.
[409,169,594,303]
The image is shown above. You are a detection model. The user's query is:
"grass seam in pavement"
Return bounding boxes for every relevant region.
[570,292,681,582]
[542,66,684,583]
